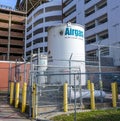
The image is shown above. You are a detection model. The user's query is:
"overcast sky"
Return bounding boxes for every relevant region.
[0,0,17,8]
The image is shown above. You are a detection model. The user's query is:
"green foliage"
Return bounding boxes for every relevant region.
[52,109,120,121]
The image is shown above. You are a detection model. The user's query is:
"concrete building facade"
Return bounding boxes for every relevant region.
[0,5,25,61]
[25,0,62,59]
[62,0,120,66]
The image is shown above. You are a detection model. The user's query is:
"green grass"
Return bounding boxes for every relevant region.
[52,109,120,121]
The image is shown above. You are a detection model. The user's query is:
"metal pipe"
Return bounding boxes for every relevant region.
[98,43,103,103]
[69,53,73,103]
[78,67,83,107]
[74,74,76,121]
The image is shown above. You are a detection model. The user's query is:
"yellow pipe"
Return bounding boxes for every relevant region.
[15,82,20,108]
[63,83,68,112]
[10,82,14,105]
[22,82,27,113]
[111,83,117,108]
[87,80,91,90]
[90,83,95,110]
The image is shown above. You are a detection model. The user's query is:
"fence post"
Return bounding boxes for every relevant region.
[90,83,95,110]
[15,82,20,108]
[111,82,117,108]
[10,82,14,105]
[87,80,91,90]
[22,82,27,112]
[63,83,68,112]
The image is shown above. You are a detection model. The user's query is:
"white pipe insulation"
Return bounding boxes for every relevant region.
[68,87,106,100]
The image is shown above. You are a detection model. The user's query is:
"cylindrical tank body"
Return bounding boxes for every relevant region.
[47,23,86,85]
[32,54,47,84]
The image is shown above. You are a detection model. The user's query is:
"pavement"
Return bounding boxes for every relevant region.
[0,94,33,121]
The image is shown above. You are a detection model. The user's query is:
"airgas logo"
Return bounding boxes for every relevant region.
[65,27,84,38]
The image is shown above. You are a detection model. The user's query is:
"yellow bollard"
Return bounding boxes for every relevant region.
[87,80,91,90]
[90,83,95,110]
[22,82,27,113]
[63,83,68,112]
[15,82,20,108]
[32,83,36,119]
[10,82,14,105]
[115,82,118,100]
[111,83,117,108]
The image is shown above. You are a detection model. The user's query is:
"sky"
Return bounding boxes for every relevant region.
[0,0,17,9]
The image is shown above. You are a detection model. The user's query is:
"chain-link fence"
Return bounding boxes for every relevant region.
[8,56,120,120]
[8,61,30,106]
[28,63,120,119]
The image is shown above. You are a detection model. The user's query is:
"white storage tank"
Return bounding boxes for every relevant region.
[47,23,86,85]
[32,54,47,84]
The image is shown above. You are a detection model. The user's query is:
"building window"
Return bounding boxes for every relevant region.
[45,6,62,12]
[34,9,43,18]
[45,15,62,22]
[86,35,96,44]
[97,30,108,40]
[96,0,107,10]
[97,14,107,25]
[44,46,47,52]
[0,19,8,23]
[85,6,95,17]
[45,37,48,42]
[69,17,76,23]
[34,18,43,27]
[33,48,38,54]
[27,33,32,40]
[45,27,48,32]
[27,25,32,32]
[63,5,76,17]
[33,38,43,45]
[84,0,91,4]
[63,0,73,7]
[86,50,97,60]
[100,47,109,56]
[26,42,31,48]
[33,28,43,36]
[26,51,31,57]
[40,47,43,52]
[85,20,95,30]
